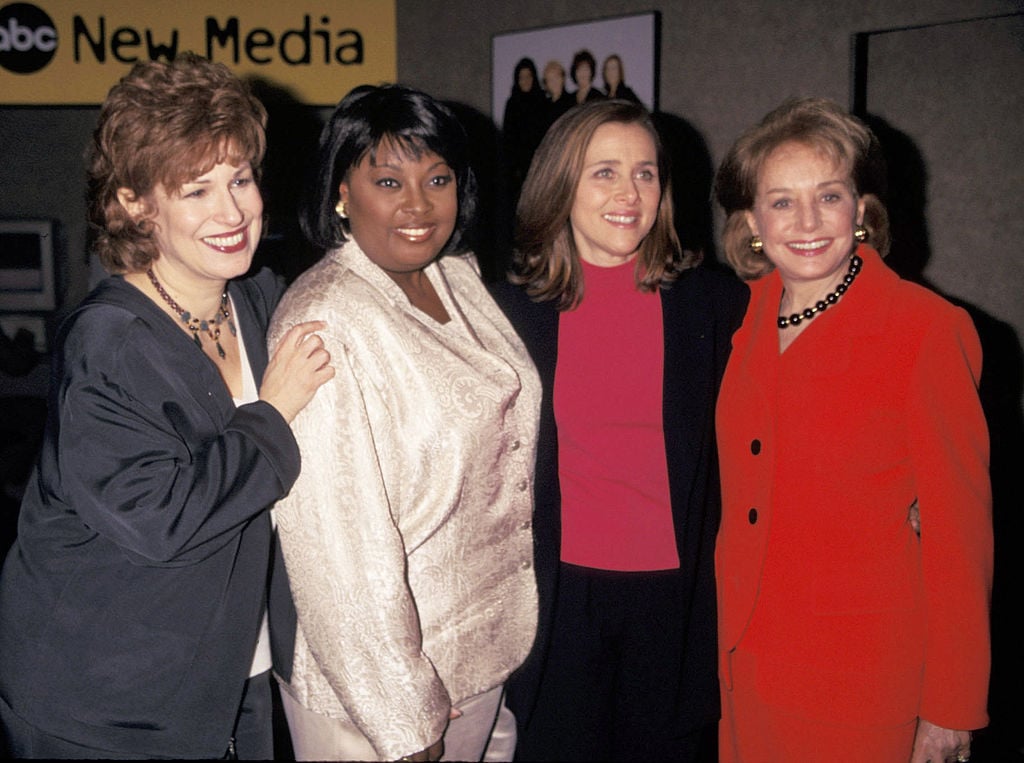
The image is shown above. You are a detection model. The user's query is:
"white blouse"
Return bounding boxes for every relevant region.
[229,302,272,679]
[267,241,541,760]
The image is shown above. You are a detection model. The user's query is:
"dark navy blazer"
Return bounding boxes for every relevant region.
[0,268,298,758]
[488,263,748,737]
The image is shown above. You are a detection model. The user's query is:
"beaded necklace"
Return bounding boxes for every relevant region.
[777,254,862,329]
[146,268,236,359]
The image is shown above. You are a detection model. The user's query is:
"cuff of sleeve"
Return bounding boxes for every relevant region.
[231,400,301,490]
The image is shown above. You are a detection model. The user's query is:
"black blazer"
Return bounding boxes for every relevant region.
[488,264,748,735]
[0,268,299,758]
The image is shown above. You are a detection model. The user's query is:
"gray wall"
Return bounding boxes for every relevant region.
[1,0,1020,327]
[394,1,1024,748]
[0,0,1022,748]
[392,0,1024,403]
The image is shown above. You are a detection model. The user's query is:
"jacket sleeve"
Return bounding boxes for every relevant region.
[54,308,299,565]
[272,332,449,760]
[909,306,992,729]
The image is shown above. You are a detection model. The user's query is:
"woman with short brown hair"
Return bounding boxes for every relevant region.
[0,53,332,759]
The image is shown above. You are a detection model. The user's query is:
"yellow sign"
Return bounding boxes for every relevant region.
[0,1,396,105]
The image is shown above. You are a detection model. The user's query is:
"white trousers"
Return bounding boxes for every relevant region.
[281,683,516,762]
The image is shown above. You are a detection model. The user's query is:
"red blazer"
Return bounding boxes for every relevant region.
[715,246,992,730]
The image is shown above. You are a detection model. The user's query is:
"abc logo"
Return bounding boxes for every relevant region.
[0,3,58,74]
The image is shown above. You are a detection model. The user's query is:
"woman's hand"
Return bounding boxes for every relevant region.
[397,737,443,762]
[260,321,334,423]
[395,709,459,762]
[908,497,921,536]
[910,718,972,762]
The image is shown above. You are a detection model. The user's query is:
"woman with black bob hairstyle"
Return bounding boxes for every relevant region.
[300,84,477,254]
[570,49,605,105]
[269,84,541,762]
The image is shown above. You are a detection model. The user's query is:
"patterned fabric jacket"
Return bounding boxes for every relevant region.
[269,241,541,760]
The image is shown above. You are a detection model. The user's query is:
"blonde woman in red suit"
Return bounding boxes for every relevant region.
[713,98,991,763]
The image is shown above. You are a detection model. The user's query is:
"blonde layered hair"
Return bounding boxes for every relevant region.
[715,97,890,280]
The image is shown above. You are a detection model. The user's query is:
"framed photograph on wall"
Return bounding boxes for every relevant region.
[490,11,661,222]
[492,12,660,128]
[0,220,56,311]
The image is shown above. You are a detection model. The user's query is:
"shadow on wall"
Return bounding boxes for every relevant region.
[443,101,503,282]
[866,114,1024,761]
[652,111,719,267]
[246,78,326,285]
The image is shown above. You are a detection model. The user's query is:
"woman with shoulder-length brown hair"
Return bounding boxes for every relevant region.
[513,100,693,308]
[0,53,333,759]
[601,54,641,104]
[713,97,991,763]
[489,99,749,761]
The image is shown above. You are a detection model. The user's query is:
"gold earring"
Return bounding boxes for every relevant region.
[335,200,348,219]
[854,224,868,243]
[749,235,764,254]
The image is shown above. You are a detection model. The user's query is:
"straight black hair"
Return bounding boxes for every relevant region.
[301,84,477,254]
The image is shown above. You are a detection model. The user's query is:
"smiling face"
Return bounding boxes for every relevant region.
[569,121,660,267]
[339,140,458,277]
[137,160,262,286]
[745,140,865,297]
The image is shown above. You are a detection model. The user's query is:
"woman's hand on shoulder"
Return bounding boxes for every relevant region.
[910,718,971,763]
[260,320,334,423]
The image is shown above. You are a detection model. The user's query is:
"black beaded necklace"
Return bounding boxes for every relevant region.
[146,268,236,359]
[777,254,862,329]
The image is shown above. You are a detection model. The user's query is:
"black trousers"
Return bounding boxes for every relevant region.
[0,670,273,760]
[515,562,714,762]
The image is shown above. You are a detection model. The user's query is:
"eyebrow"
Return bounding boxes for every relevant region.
[370,156,451,172]
[763,178,848,194]
[586,158,657,168]
[182,165,252,184]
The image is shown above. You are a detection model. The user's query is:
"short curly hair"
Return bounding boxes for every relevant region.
[570,49,596,85]
[715,97,889,280]
[88,52,267,274]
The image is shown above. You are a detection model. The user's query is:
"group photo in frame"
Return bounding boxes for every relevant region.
[491,12,660,124]
[492,13,660,212]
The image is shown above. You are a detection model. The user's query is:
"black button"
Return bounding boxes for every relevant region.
[751,439,762,455]
[748,508,758,524]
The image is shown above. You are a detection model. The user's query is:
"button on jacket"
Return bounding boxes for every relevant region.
[269,242,541,761]
[716,246,992,732]
[489,263,749,739]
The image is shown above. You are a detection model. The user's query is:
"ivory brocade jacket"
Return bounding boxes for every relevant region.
[715,245,993,731]
[267,241,541,760]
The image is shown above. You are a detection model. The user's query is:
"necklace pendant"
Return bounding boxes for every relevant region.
[146,268,234,358]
